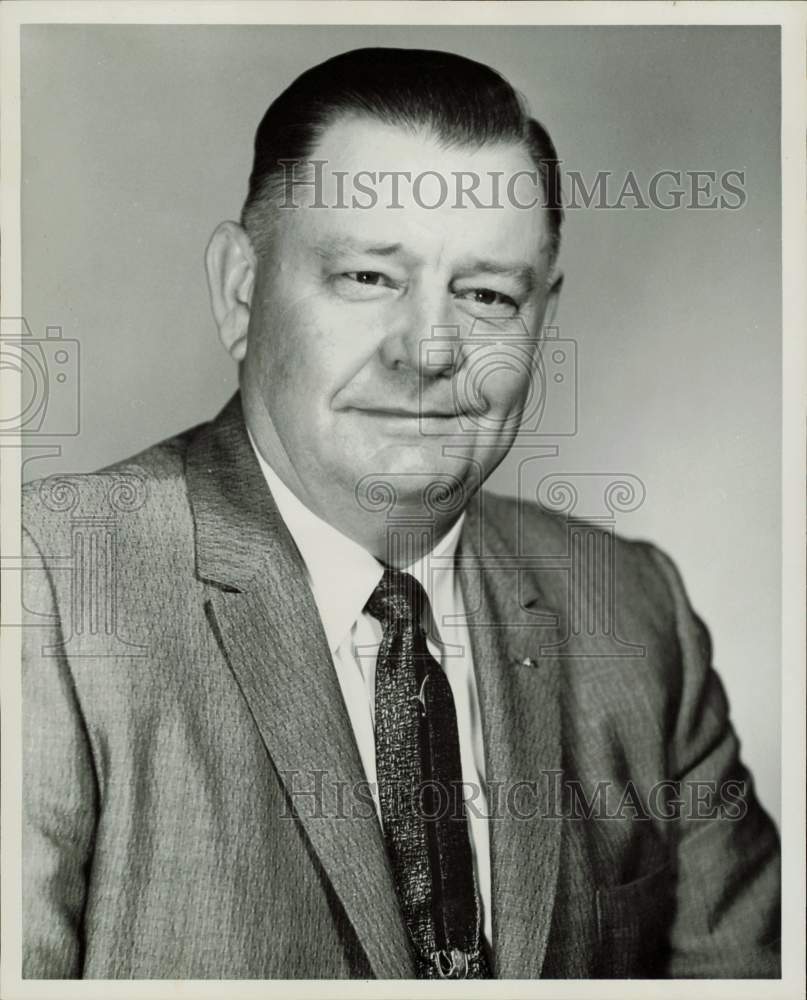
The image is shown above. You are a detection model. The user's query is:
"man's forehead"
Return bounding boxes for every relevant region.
[307,115,540,198]
[279,117,551,267]
[287,205,549,273]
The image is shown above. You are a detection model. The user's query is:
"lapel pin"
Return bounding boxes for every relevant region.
[516,656,538,669]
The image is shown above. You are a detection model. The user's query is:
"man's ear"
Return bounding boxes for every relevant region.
[205,221,256,362]
[543,271,563,328]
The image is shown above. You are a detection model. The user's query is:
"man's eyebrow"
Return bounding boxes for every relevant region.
[313,236,404,259]
[453,259,539,295]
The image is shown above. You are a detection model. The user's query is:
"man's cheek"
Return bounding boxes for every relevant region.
[261,315,321,389]
[456,346,534,419]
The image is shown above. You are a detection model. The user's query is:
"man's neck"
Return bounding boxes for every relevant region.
[244,423,467,568]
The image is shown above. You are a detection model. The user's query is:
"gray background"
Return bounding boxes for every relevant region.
[20,25,781,823]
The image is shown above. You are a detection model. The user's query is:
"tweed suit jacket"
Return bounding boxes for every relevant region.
[22,393,780,979]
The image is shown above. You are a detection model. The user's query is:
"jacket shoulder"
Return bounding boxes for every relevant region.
[479,487,678,632]
[22,422,202,548]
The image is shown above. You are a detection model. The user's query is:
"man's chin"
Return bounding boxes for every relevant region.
[341,444,482,517]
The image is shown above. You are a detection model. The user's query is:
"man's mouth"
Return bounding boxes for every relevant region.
[352,406,459,419]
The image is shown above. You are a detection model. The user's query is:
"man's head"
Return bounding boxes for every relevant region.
[206,47,563,560]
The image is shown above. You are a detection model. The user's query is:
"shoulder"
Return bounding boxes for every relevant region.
[480,486,670,573]
[22,421,202,554]
[477,486,682,635]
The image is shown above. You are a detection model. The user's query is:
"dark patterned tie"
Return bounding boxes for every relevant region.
[366,569,491,979]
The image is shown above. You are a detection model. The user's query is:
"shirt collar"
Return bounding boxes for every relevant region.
[246,431,464,653]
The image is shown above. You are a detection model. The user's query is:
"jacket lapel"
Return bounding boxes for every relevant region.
[459,494,564,979]
[185,395,414,978]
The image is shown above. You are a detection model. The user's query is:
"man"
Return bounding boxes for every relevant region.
[22,47,779,979]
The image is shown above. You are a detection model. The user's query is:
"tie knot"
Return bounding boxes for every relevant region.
[366,569,429,630]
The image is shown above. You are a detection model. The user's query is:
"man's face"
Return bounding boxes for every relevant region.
[240,117,558,514]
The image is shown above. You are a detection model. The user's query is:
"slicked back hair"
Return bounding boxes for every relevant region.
[240,47,563,266]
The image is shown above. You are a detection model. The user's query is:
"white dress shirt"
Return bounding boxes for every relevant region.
[248,435,492,949]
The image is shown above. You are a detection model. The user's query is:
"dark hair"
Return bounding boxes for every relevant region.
[241,47,563,262]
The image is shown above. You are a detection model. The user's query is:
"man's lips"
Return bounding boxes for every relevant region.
[350,406,459,419]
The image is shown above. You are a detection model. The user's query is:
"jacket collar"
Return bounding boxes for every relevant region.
[186,393,289,591]
[457,494,564,977]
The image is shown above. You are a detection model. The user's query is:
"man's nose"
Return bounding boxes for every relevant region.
[376,289,459,379]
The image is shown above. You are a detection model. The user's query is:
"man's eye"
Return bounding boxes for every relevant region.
[331,270,397,300]
[346,271,385,286]
[457,288,518,310]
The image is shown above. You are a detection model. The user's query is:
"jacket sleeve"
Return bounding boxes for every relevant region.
[647,543,780,978]
[22,527,98,978]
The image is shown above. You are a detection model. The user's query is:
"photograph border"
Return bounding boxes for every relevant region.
[1,3,804,999]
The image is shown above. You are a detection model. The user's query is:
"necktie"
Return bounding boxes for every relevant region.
[366,569,491,979]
